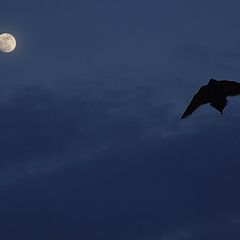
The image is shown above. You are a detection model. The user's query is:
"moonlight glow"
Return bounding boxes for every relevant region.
[0,33,16,53]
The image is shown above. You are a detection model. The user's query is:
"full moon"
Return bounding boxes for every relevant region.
[0,33,16,53]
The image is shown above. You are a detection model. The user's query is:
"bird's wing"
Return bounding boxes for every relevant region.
[219,80,240,96]
[181,85,209,119]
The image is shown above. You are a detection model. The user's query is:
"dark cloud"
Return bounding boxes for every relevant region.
[0,86,83,166]
[1,79,240,239]
[0,73,177,182]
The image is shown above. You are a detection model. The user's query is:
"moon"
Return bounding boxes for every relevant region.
[0,33,16,53]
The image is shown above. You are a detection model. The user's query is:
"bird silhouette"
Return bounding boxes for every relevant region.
[181,78,240,119]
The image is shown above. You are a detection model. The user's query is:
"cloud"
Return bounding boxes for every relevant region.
[0,72,180,184]
[230,218,240,225]
[1,74,240,239]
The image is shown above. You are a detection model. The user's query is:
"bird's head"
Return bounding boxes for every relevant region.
[208,78,218,85]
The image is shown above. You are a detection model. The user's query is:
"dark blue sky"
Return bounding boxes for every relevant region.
[1,0,240,239]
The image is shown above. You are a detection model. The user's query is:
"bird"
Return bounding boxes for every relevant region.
[181,78,240,119]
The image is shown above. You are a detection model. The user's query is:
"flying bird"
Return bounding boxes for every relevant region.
[181,78,240,119]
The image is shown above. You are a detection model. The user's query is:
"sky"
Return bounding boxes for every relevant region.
[1,0,240,239]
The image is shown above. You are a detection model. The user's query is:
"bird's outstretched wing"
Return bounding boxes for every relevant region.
[219,80,240,97]
[181,85,209,119]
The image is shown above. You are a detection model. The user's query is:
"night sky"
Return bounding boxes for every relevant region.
[1,0,240,239]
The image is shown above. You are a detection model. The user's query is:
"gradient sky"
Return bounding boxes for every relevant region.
[1,0,240,239]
